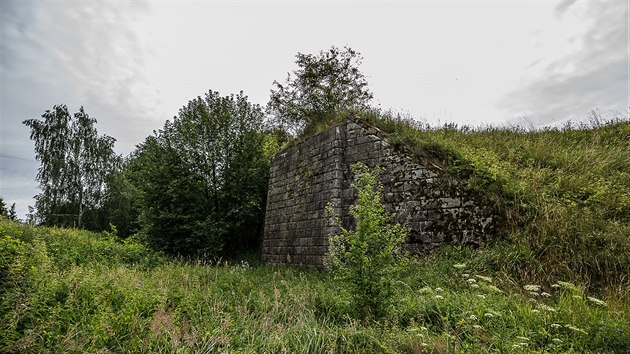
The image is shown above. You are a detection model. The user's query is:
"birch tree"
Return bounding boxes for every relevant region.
[23,105,118,228]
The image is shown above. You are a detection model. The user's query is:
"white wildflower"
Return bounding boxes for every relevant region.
[469,315,478,321]
[453,263,467,269]
[462,273,470,278]
[531,309,540,313]
[421,326,428,331]
[550,323,561,329]
[557,281,581,293]
[435,287,443,292]
[473,324,483,330]
[566,324,588,334]
[419,286,432,294]
[552,338,562,344]
[471,284,480,289]
[475,275,493,283]
[523,284,541,292]
[484,312,494,318]
[434,295,444,300]
[551,283,561,288]
[467,278,477,283]
[477,294,486,299]
[537,304,556,312]
[485,285,504,293]
[541,292,552,297]
[587,296,607,307]
[557,281,576,288]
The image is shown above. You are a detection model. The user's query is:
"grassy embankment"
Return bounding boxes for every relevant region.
[1,116,629,352]
[361,112,630,293]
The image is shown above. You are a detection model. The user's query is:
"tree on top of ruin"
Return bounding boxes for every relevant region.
[268,46,373,136]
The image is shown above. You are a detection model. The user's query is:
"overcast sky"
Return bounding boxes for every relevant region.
[1,0,628,219]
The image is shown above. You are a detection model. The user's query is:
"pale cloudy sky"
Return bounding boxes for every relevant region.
[1,0,628,218]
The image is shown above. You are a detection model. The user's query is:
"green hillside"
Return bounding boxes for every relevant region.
[360,112,630,292]
[1,117,629,352]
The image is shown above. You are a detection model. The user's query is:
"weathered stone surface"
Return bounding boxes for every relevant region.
[262,118,498,267]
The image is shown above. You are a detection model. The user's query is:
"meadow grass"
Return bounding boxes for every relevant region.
[1,218,628,353]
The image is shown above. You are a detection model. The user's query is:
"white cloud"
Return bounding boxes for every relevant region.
[498,0,629,125]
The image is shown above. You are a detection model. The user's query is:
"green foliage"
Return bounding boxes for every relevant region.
[359,110,630,291]
[326,163,409,319]
[0,197,7,217]
[0,198,17,221]
[269,46,373,136]
[99,164,141,238]
[1,220,627,353]
[7,204,17,221]
[128,90,270,256]
[23,105,120,229]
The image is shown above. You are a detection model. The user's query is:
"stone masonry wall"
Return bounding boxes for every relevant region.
[262,125,346,266]
[262,118,497,267]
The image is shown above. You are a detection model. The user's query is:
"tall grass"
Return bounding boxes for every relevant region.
[359,111,630,293]
[1,218,628,352]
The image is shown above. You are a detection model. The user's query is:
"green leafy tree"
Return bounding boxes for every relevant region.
[26,206,37,225]
[7,204,17,221]
[129,90,269,256]
[23,105,119,228]
[269,46,373,135]
[0,197,7,218]
[100,159,141,238]
[326,163,409,319]
[128,136,211,254]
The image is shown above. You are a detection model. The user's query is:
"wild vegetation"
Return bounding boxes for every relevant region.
[327,163,410,320]
[3,46,628,352]
[22,105,119,229]
[1,216,628,353]
[357,111,630,293]
[126,90,274,256]
[0,197,18,221]
[268,46,373,136]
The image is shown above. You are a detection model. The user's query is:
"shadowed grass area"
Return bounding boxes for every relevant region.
[1,218,628,353]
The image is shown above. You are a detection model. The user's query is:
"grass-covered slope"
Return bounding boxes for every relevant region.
[360,112,630,292]
[1,217,628,353]
[1,115,628,352]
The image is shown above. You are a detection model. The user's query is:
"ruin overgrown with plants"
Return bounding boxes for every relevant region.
[2,46,629,352]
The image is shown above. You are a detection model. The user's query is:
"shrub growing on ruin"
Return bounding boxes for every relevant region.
[326,162,409,319]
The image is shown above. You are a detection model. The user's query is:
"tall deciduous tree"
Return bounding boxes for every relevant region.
[0,197,8,218]
[269,46,373,135]
[129,90,269,256]
[23,105,118,228]
[0,197,17,221]
[100,158,141,238]
[7,203,17,221]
